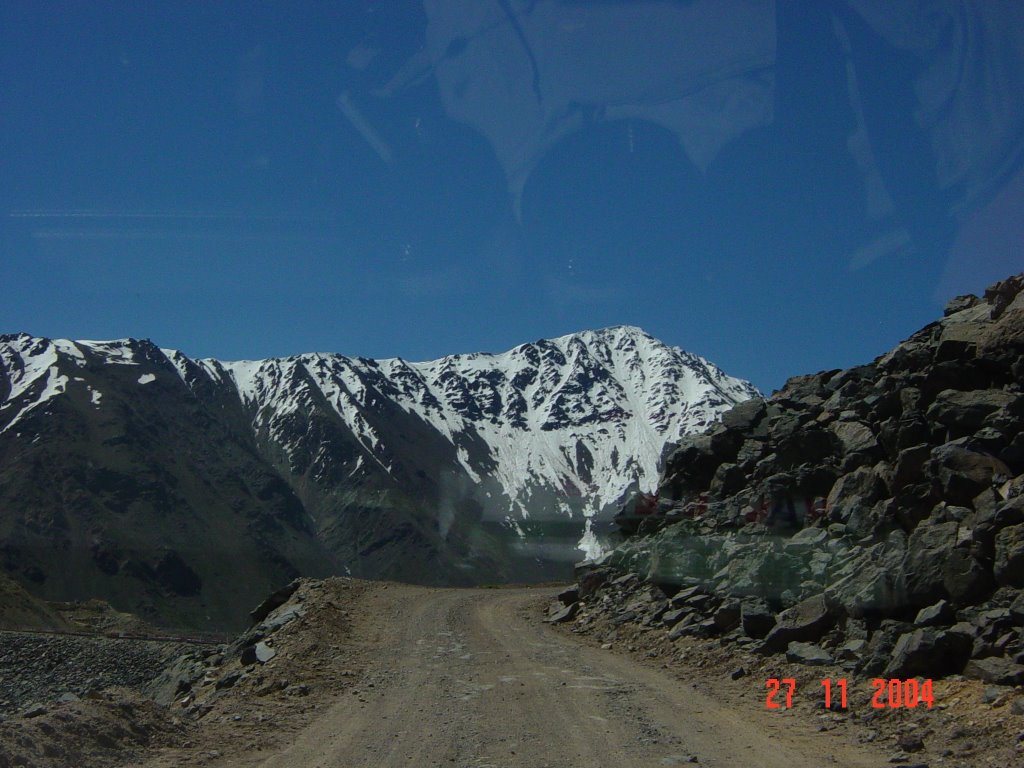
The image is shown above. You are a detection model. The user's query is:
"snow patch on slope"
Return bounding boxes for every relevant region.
[1,328,760,559]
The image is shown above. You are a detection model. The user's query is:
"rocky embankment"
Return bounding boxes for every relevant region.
[0,629,199,768]
[569,274,1024,684]
[0,578,369,768]
[0,633,195,715]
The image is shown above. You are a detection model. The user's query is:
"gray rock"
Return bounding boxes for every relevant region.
[22,703,47,718]
[712,600,741,632]
[721,398,768,432]
[978,495,1024,530]
[682,593,716,613]
[774,427,838,469]
[578,569,611,598]
[1010,592,1024,624]
[145,653,206,706]
[660,608,689,628]
[897,733,925,753]
[826,466,888,520]
[904,520,959,603]
[837,638,867,660]
[710,463,748,497]
[786,641,832,666]
[927,389,1018,435]
[830,421,879,456]
[241,641,277,666]
[995,523,1024,586]
[944,294,980,316]
[557,586,580,606]
[740,599,775,639]
[546,602,580,624]
[858,620,913,675]
[669,585,707,607]
[215,670,243,690]
[941,547,994,604]
[783,527,828,553]
[611,572,639,589]
[667,613,698,641]
[250,580,300,626]
[915,600,955,627]
[883,628,972,678]
[693,618,720,637]
[760,594,833,654]
[928,443,1012,506]
[825,534,908,617]
[894,444,933,487]
[963,657,1024,686]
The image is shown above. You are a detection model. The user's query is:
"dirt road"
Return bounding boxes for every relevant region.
[241,585,889,768]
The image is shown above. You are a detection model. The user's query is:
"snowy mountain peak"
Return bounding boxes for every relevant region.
[1,330,760,563]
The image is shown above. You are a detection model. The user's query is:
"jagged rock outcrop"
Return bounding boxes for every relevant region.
[577,274,1024,682]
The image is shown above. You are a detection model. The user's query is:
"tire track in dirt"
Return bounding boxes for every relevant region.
[247,586,891,768]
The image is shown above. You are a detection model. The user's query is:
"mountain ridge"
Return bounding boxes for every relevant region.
[0,326,758,628]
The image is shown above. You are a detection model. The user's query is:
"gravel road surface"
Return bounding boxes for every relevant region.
[246,586,888,768]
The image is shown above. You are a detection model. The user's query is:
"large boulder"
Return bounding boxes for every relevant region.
[721,397,769,432]
[825,534,908,617]
[740,598,776,638]
[249,580,300,626]
[786,641,832,666]
[942,547,994,604]
[894,444,933,487]
[760,594,833,653]
[663,435,721,494]
[963,657,1024,686]
[903,520,959,604]
[709,463,748,498]
[994,523,1024,586]
[577,567,611,599]
[944,294,981,317]
[240,641,277,666]
[926,389,1019,437]
[830,421,880,458]
[774,427,838,469]
[883,628,972,678]
[709,544,806,602]
[712,599,742,632]
[546,602,579,624]
[827,466,888,516]
[857,620,914,675]
[915,599,955,627]
[977,495,1024,530]
[928,443,1012,506]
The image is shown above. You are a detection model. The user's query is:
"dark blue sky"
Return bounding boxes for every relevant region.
[2,1,1022,392]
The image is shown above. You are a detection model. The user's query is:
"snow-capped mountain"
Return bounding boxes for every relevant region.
[0,327,758,628]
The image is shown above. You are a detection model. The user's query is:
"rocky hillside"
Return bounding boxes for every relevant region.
[0,572,69,632]
[571,273,1024,684]
[0,326,755,629]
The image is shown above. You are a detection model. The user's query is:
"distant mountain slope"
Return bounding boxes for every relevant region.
[0,327,757,629]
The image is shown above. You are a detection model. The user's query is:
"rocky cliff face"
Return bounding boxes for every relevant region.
[0,326,755,629]
[575,274,1024,683]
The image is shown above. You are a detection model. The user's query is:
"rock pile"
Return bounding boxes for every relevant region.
[0,632,193,714]
[577,274,1024,682]
[146,578,312,711]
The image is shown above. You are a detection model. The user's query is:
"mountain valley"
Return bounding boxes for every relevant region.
[0,326,756,629]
